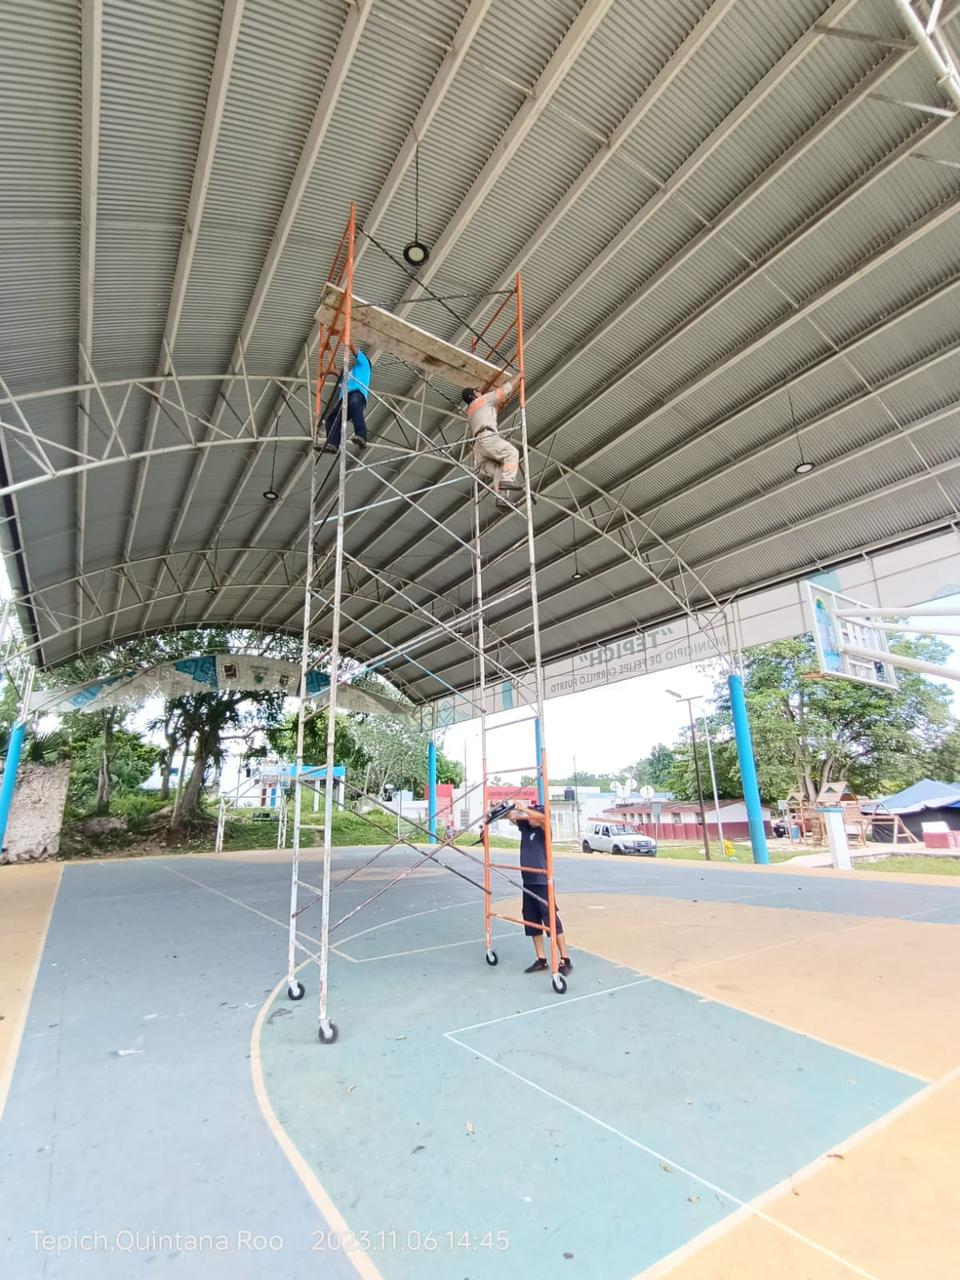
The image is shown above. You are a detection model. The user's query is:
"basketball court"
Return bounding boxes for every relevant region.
[3,846,959,1279]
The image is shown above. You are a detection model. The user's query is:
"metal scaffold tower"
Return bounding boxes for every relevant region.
[283,205,566,1043]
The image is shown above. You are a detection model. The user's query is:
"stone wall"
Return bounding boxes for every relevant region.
[2,761,71,862]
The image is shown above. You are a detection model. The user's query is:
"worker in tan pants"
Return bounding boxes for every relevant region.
[462,378,521,510]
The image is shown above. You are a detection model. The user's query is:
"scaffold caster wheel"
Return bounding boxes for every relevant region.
[485,949,498,966]
[551,973,567,994]
[287,981,305,1001]
[318,1021,338,1045]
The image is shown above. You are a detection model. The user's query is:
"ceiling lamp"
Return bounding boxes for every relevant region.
[402,141,430,268]
[262,487,279,502]
[788,388,815,475]
[571,517,583,581]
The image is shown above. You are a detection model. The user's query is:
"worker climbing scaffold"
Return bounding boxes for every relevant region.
[282,204,568,1045]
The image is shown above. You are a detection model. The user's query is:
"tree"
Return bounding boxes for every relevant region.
[266,707,369,784]
[634,743,675,791]
[707,635,954,803]
[927,722,960,783]
[173,688,287,821]
[348,716,462,799]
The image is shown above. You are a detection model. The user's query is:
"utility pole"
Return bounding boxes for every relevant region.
[669,690,711,860]
[572,754,581,841]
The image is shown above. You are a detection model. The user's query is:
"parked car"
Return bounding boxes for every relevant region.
[581,821,657,856]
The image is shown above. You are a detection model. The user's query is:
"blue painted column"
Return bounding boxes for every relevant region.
[0,720,27,852]
[728,673,768,864]
[534,717,545,805]
[427,738,438,844]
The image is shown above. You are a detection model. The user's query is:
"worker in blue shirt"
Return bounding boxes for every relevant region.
[508,801,573,975]
[322,344,371,452]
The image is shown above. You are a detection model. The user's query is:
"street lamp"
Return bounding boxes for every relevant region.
[668,689,711,861]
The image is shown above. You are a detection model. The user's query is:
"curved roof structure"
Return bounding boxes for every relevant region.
[4,0,960,703]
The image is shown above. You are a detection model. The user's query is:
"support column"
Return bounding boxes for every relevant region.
[817,806,852,870]
[0,720,27,852]
[427,738,437,844]
[728,672,769,865]
[534,717,545,805]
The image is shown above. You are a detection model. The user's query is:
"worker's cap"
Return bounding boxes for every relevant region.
[461,387,479,404]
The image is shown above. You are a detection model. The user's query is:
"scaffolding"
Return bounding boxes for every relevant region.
[283,206,566,1043]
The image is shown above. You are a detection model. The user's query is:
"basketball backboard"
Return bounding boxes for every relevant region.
[803,582,898,690]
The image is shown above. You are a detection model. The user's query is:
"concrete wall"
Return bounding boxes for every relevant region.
[2,762,71,863]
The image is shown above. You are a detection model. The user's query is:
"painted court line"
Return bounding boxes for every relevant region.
[343,931,515,963]
[444,1032,881,1280]
[451,915,932,1081]
[636,1057,960,1279]
[159,863,324,956]
[250,965,384,1280]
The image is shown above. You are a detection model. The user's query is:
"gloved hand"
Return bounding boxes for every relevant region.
[484,800,516,825]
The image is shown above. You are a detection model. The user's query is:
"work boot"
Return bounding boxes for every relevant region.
[351,434,367,450]
[320,442,338,455]
[499,478,522,492]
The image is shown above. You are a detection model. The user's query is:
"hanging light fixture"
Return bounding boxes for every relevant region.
[571,518,583,581]
[263,413,281,501]
[402,139,430,267]
[788,388,815,475]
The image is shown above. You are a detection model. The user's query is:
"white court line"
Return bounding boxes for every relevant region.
[443,1032,882,1280]
[342,931,515,963]
[635,1056,960,1278]
[159,863,323,953]
[333,898,477,946]
[448,911,932,1080]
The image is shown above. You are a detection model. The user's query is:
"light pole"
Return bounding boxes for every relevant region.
[701,711,725,853]
[668,690,711,861]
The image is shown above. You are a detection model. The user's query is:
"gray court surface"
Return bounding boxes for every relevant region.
[2,848,958,1279]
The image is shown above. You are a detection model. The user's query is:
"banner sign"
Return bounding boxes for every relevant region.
[29,653,412,721]
[419,529,960,729]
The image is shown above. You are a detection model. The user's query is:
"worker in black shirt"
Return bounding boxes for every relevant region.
[508,801,572,975]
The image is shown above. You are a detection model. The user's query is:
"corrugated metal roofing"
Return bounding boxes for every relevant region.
[4,0,960,701]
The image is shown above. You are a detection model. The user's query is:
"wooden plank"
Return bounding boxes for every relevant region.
[316,284,509,388]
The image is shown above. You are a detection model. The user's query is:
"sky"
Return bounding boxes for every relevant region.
[442,659,719,787]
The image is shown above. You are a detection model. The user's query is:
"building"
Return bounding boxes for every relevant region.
[602,798,773,841]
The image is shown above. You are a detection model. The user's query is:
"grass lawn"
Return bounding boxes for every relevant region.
[857,855,960,876]
[654,842,797,865]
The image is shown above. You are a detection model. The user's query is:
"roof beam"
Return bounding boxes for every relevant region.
[338,265,960,648]
[77,0,103,654]
[130,1,370,635]
[108,0,245,635]
[197,0,495,577]
[353,162,960,615]
[390,0,615,313]
[338,0,887,572]
[206,0,604,613]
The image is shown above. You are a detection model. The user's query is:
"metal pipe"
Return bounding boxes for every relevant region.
[892,0,960,109]
[701,710,725,852]
[427,738,438,844]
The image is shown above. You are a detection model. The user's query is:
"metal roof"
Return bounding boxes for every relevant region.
[4,0,960,704]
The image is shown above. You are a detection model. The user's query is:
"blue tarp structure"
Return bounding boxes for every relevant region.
[862,779,960,815]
